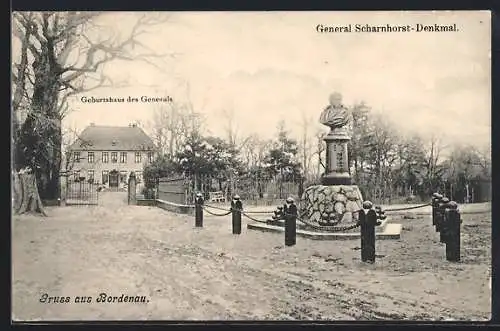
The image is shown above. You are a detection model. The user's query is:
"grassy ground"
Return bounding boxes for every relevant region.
[12,192,491,321]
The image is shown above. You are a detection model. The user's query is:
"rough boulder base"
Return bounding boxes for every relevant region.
[301,185,363,225]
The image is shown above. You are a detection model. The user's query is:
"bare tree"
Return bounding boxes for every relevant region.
[420,134,447,195]
[312,128,327,180]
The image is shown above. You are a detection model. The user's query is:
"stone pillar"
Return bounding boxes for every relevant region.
[59,172,67,206]
[128,172,137,205]
[321,127,351,185]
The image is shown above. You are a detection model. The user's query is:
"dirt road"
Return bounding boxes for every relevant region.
[12,192,491,321]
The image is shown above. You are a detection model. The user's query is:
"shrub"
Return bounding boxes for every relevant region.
[141,187,156,199]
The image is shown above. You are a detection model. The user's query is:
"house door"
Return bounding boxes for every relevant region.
[109,170,119,188]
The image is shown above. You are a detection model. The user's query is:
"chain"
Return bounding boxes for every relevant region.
[202,203,230,211]
[201,206,232,217]
[191,200,432,232]
[383,203,431,212]
[294,212,361,232]
[241,212,269,223]
[242,210,276,214]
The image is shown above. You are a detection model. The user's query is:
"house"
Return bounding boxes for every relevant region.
[67,123,155,190]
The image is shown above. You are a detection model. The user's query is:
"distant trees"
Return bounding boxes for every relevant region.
[144,96,490,204]
[263,121,301,180]
[343,102,490,203]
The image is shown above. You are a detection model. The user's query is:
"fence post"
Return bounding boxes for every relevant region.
[284,197,297,247]
[195,192,204,227]
[128,172,137,205]
[432,192,443,226]
[231,195,242,235]
[359,201,382,263]
[444,201,461,262]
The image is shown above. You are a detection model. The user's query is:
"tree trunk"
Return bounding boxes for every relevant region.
[13,170,47,216]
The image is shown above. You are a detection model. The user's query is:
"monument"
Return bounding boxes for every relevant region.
[319,92,352,185]
[300,92,364,225]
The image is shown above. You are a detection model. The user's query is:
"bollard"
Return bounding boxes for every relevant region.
[431,193,443,226]
[195,192,204,227]
[284,197,297,247]
[359,201,382,263]
[438,197,450,242]
[444,201,461,262]
[231,195,242,235]
[436,197,449,234]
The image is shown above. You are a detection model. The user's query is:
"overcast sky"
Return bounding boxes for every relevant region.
[49,11,490,148]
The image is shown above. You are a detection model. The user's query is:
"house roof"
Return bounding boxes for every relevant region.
[69,125,155,151]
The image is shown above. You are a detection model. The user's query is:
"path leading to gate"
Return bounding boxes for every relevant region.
[12,195,491,321]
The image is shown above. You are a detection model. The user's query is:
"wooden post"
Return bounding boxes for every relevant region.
[445,202,461,262]
[284,197,297,247]
[231,195,242,235]
[195,193,204,228]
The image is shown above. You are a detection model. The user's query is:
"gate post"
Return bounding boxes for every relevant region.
[195,192,204,227]
[60,172,67,207]
[231,195,242,235]
[128,172,137,205]
[284,197,297,247]
[444,201,461,262]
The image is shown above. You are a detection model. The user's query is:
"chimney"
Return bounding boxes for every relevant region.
[132,123,137,127]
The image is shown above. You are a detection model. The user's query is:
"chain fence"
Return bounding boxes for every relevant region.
[165,198,433,232]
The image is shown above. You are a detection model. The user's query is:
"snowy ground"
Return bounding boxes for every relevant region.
[12,192,491,321]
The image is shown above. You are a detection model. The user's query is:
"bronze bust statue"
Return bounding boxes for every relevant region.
[319,92,352,132]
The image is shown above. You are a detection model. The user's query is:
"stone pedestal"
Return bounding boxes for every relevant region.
[321,127,352,186]
[301,185,363,224]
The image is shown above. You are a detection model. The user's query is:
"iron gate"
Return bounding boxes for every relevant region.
[66,180,99,205]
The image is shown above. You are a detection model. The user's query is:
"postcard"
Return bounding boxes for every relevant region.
[11,10,491,321]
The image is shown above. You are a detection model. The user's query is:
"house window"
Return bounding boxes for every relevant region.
[102,170,109,184]
[120,152,127,163]
[88,170,95,181]
[111,152,118,163]
[88,152,95,163]
[73,152,80,163]
[119,171,127,183]
[102,152,109,163]
[135,152,142,163]
[148,152,154,163]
